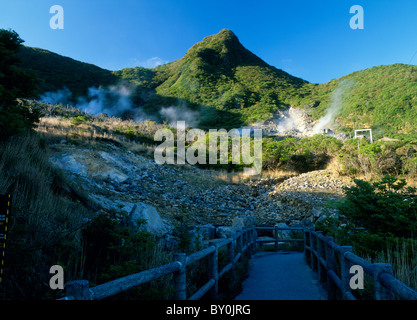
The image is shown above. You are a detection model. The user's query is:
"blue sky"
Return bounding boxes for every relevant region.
[1,0,417,84]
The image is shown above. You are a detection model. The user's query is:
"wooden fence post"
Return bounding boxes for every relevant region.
[274,225,279,251]
[245,229,252,259]
[65,280,93,300]
[324,236,336,300]
[252,228,256,255]
[340,246,353,299]
[237,232,242,255]
[303,229,308,263]
[373,263,394,300]
[208,241,219,300]
[173,253,187,300]
[310,232,317,271]
[241,229,246,252]
[252,228,257,255]
[240,232,243,254]
[316,231,324,281]
[227,237,235,276]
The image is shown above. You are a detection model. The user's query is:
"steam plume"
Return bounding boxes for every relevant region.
[39,87,72,105]
[38,85,202,127]
[76,83,135,116]
[159,101,201,127]
[311,80,354,134]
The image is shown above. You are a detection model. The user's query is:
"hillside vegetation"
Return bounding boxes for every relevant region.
[113,32,417,136]
[115,29,312,128]
[301,64,417,137]
[17,46,119,99]
[16,29,417,137]
[3,27,417,300]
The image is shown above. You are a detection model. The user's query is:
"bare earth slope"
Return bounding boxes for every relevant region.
[46,137,353,237]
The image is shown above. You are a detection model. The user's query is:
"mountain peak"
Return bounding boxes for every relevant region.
[216,28,238,39]
[185,29,267,68]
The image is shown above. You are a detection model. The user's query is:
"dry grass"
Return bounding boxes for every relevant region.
[0,133,93,298]
[210,170,245,184]
[404,175,417,189]
[325,156,344,177]
[125,141,155,157]
[256,168,299,180]
[371,239,417,292]
[38,102,165,144]
[211,167,298,185]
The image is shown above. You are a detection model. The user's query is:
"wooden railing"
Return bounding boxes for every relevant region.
[304,229,417,300]
[59,225,417,300]
[59,227,256,300]
[255,226,304,251]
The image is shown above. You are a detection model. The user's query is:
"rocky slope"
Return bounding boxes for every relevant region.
[251,170,353,226]
[47,135,353,242]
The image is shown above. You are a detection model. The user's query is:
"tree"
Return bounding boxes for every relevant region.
[340,176,417,238]
[0,29,39,140]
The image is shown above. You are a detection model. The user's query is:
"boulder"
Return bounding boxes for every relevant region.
[87,196,169,237]
[232,216,255,229]
[50,154,88,176]
[91,168,129,183]
[182,224,216,251]
[127,202,168,237]
[216,226,241,238]
[194,224,216,241]
[311,208,322,219]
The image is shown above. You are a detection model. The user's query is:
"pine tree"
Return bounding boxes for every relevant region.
[0,29,39,140]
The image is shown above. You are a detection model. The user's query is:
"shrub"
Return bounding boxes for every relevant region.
[339,176,417,238]
[70,116,88,126]
[262,135,341,172]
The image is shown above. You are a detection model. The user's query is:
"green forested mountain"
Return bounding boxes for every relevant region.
[16,29,417,135]
[297,63,417,136]
[17,46,119,99]
[114,29,312,127]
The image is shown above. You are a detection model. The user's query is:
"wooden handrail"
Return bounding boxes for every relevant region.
[303,229,417,300]
[378,272,417,300]
[255,226,304,251]
[60,227,257,300]
[59,224,417,300]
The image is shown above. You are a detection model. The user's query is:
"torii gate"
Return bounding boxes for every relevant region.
[354,129,373,149]
[354,129,373,143]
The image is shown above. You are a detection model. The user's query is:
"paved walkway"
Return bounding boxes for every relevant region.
[235,251,327,300]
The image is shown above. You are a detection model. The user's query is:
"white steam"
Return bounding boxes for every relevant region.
[275,79,354,137]
[276,107,313,136]
[39,87,72,105]
[38,85,202,126]
[76,83,135,116]
[311,80,354,134]
[39,83,135,117]
[159,102,201,127]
